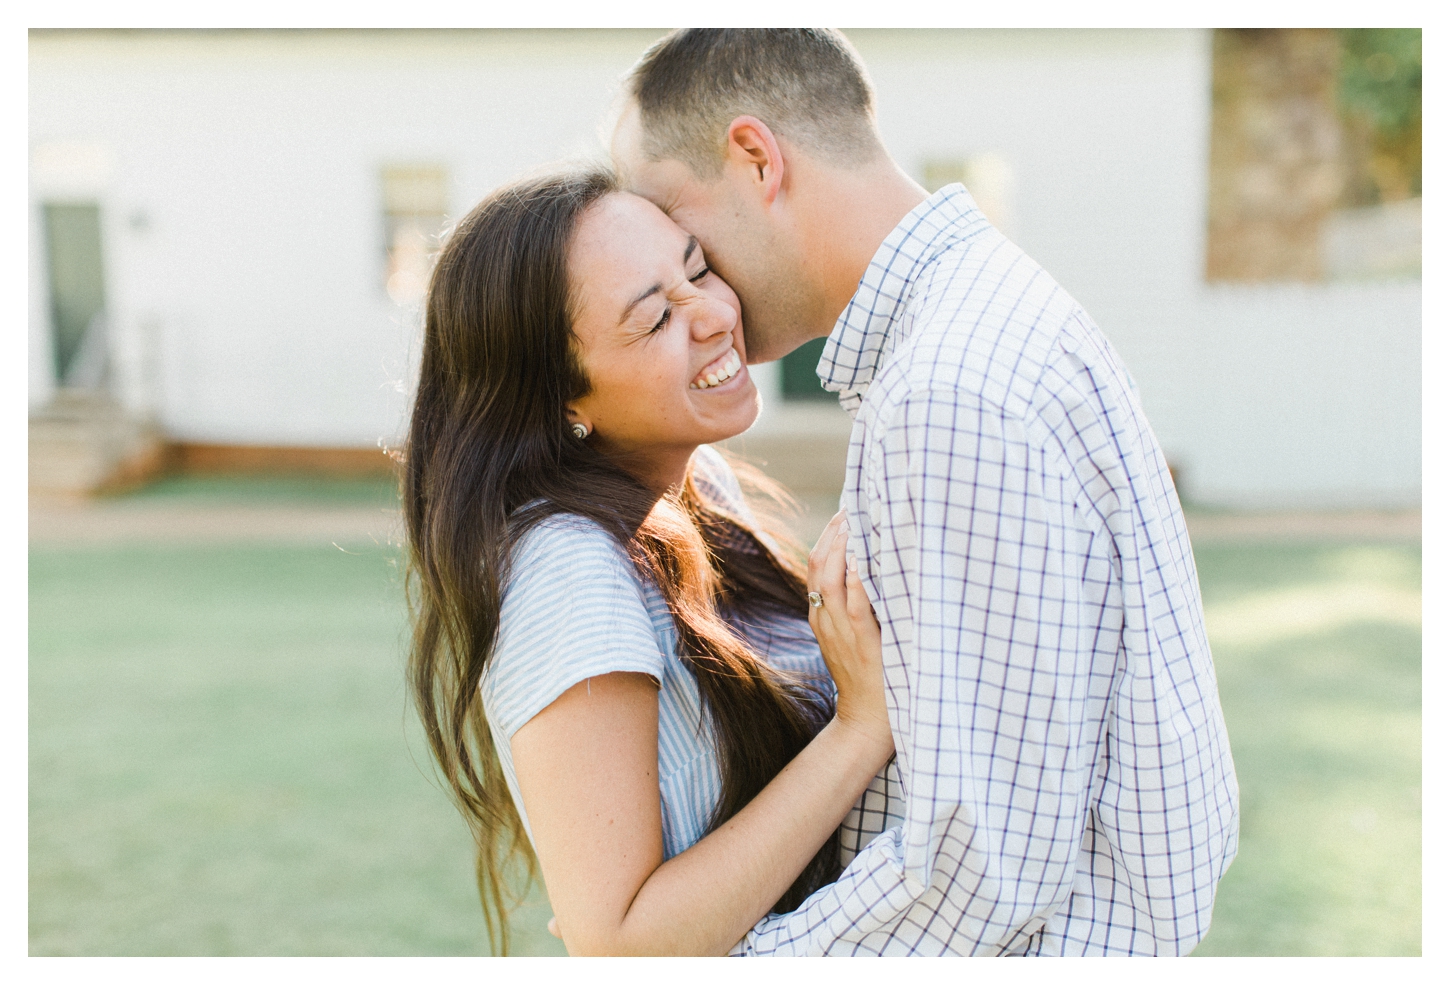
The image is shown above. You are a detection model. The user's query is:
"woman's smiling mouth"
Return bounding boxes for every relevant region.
[690,348,742,390]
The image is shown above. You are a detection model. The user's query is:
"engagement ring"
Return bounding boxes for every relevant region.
[807,592,824,608]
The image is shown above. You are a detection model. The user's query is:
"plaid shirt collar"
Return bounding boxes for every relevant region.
[816,183,991,414]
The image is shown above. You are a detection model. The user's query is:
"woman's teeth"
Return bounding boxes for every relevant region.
[690,350,742,390]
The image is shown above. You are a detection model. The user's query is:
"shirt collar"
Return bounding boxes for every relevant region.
[815,183,990,414]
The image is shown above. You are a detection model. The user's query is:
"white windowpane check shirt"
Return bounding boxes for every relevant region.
[734,185,1239,956]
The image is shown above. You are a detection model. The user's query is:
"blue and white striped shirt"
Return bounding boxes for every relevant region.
[735,185,1240,956]
[481,446,828,861]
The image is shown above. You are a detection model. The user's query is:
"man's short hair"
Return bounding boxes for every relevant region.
[624,28,880,178]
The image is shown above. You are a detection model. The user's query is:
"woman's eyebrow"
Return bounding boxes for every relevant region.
[620,283,661,325]
[618,237,701,325]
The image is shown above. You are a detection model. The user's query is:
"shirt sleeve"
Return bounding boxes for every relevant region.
[692,444,757,524]
[735,386,1098,955]
[483,515,666,741]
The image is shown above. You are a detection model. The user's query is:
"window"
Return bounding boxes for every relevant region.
[1205,29,1420,282]
[381,165,448,304]
[42,202,108,388]
[780,336,833,401]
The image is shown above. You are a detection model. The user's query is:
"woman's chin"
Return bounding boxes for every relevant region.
[704,378,762,443]
[737,384,764,435]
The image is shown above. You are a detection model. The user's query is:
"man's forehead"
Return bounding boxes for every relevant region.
[609,105,651,184]
[629,165,694,217]
[608,102,643,163]
[610,104,694,214]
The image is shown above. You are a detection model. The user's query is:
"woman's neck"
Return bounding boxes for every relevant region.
[597,440,697,499]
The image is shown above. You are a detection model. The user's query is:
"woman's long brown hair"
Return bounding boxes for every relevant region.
[402,165,839,954]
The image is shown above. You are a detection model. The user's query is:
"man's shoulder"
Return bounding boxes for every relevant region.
[873,230,1084,421]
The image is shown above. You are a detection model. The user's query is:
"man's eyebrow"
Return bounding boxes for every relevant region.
[619,237,702,325]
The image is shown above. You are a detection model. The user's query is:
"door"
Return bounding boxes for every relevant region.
[42,202,108,387]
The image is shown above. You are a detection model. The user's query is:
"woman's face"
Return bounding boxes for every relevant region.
[567,191,758,489]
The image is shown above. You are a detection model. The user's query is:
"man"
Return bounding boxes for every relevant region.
[613,29,1239,955]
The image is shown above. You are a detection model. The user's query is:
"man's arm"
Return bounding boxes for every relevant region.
[737,388,1107,955]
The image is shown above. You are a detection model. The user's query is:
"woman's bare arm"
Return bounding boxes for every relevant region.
[511,512,891,956]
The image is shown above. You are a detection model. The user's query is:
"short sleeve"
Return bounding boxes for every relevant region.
[482,514,667,741]
[693,445,751,518]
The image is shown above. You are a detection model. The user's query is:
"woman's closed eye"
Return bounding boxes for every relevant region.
[649,269,712,334]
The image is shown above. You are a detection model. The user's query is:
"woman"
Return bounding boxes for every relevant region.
[403,165,891,956]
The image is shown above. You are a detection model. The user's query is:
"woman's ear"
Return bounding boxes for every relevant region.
[565,405,593,437]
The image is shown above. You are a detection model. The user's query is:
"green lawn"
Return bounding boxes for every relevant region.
[1189,542,1421,956]
[28,539,563,956]
[104,473,402,508]
[29,508,1419,954]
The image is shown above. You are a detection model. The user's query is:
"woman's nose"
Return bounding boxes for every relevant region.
[689,293,737,341]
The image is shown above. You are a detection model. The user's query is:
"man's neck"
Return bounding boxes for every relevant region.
[793,154,928,337]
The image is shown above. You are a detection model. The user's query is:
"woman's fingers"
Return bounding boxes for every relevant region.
[843,558,879,633]
[818,517,849,611]
[812,516,852,638]
[807,510,846,621]
[803,514,889,748]
[808,510,846,583]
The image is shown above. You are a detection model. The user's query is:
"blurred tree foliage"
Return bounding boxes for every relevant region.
[1337,29,1421,204]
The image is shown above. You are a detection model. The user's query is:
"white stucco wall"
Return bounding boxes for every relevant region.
[28,29,1421,508]
[1175,282,1421,507]
[854,29,1420,509]
[29,29,672,447]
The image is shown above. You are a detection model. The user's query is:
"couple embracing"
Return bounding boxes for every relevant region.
[403,28,1239,957]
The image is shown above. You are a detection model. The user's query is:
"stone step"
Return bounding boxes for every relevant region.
[29,391,167,496]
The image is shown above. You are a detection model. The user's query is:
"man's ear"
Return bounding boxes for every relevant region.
[724,115,784,205]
